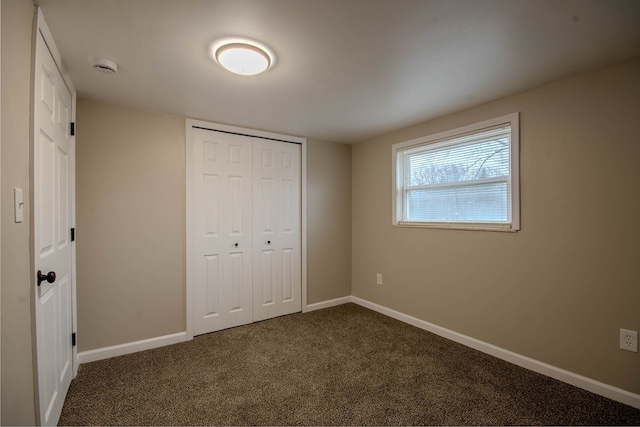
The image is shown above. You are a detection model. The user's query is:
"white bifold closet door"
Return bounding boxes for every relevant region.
[192,130,253,334]
[252,140,301,322]
[191,128,301,336]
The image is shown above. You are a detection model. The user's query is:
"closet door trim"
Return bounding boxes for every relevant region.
[185,119,307,340]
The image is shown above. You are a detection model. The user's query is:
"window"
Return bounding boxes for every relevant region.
[392,113,519,231]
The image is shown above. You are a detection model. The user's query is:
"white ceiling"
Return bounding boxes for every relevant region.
[36,0,640,143]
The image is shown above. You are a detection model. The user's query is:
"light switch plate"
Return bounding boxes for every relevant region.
[14,188,24,223]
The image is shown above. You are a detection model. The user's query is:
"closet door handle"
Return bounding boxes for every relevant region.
[266,240,271,245]
[234,243,239,248]
[37,270,56,286]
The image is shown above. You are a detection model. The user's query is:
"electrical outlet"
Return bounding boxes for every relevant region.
[620,329,638,352]
[376,274,383,286]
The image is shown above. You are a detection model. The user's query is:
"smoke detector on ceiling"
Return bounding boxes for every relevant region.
[90,57,118,74]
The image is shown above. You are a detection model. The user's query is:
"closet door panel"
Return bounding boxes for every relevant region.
[277,142,302,316]
[253,141,280,321]
[253,140,301,321]
[193,129,253,335]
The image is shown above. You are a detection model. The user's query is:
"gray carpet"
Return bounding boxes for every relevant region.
[59,303,640,426]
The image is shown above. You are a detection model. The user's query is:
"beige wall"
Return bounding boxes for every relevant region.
[76,100,353,351]
[307,139,352,303]
[76,99,186,352]
[352,56,640,394]
[1,0,37,425]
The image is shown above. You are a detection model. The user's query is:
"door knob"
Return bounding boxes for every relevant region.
[37,270,56,286]
[234,243,239,248]
[267,240,271,245]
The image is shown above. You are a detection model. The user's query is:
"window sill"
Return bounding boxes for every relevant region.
[394,221,519,232]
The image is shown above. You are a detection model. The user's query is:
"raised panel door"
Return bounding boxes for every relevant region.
[253,139,301,322]
[192,129,253,335]
[34,30,73,426]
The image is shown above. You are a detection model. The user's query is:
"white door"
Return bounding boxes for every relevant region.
[253,140,302,321]
[192,128,254,335]
[33,27,74,426]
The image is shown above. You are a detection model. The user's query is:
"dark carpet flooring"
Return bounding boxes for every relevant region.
[59,303,640,426]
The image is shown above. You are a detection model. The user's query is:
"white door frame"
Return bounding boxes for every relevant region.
[185,119,308,340]
[32,8,78,425]
[0,6,3,422]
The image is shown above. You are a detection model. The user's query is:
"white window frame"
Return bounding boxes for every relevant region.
[392,113,520,232]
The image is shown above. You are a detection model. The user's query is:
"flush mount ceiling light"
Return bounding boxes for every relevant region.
[210,37,275,76]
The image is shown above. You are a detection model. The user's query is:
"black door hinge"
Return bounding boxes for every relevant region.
[71,228,75,242]
[72,332,76,347]
[70,122,75,136]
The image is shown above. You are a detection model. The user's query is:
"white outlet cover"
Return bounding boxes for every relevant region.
[620,328,638,352]
[376,274,383,285]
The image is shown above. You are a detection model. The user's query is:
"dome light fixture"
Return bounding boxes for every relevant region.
[210,37,275,76]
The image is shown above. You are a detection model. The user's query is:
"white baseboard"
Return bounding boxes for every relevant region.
[350,296,640,409]
[306,296,352,312]
[78,332,187,364]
